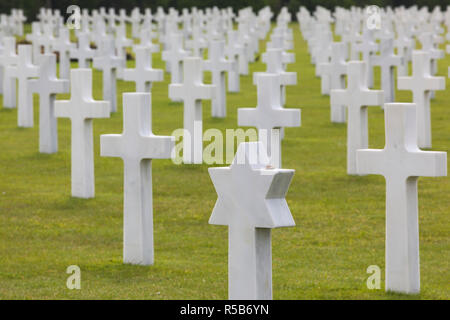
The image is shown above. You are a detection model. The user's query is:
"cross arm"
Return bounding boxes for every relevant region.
[140,135,175,159]
[356,149,386,176]
[54,100,75,118]
[424,76,446,91]
[238,108,258,127]
[52,79,70,94]
[252,71,297,86]
[282,52,295,64]
[197,84,216,100]
[252,72,263,85]
[317,62,331,77]
[202,59,213,71]
[330,89,348,106]
[4,65,18,79]
[161,51,170,61]
[122,69,137,82]
[84,100,111,119]
[100,134,124,158]
[361,89,384,107]
[168,83,184,101]
[397,76,414,90]
[408,151,447,177]
[275,108,301,128]
[144,69,164,82]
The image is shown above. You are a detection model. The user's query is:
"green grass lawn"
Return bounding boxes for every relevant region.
[0,23,449,299]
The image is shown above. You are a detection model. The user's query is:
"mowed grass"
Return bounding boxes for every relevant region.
[0,23,449,300]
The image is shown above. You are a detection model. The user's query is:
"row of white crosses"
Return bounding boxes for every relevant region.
[3,5,447,299]
[39,5,273,123]
[300,6,448,294]
[307,6,447,107]
[1,5,294,300]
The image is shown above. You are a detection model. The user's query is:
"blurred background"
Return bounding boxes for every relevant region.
[2,0,450,22]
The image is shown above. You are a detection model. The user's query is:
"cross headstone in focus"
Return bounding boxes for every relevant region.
[101,93,174,265]
[356,102,447,294]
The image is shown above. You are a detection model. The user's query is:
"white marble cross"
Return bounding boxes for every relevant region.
[394,25,414,77]
[318,42,348,123]
[418,32,444,99]
[93,36,124,112]
[41,24,55,55]
[169,57,215,164]
[54,69,110,198]
[137,27,160,53]
[353,28,378,88]
[51,27,75,80]
[186,25,207,58]
[162,33,189,86]
[235,31,250,75]
[238,74,301,168]
[123,46,163,92]
[356,102,447,294]
[330,61,384,175]
[70,33,95,68]
[224,30,243,92]
[115,23,133,60]
[372,38,403,103]
[203,40,234,118]
[5,45,39,127]
[317,42,346,96]
[0,37,18,108]
[26,22,44,63]
[398,51,445,148]
[419,32,444,76]
[209,141,295,300]
[101,93,174,265]
[29,54,69,153]
[130,8,141,38]
[257,48,297,107]
[90,19,111,50]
